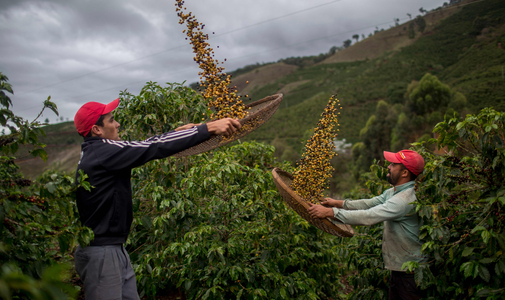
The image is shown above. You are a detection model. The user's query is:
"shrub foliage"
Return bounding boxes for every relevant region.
[1,73,504,299]
[343,108,505,299]
[0,72,93,299]
[115,82,352,299]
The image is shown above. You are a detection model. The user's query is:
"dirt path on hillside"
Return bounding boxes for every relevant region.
[16,144,81,179]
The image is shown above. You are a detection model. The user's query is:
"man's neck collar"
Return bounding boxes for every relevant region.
[393,180,415,192]
[84,136,103,141]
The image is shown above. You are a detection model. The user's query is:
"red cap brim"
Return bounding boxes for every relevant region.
[383,151,401,163]
[103,98,119,115]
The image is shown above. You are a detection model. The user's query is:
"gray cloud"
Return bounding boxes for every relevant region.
[0,0,444,123]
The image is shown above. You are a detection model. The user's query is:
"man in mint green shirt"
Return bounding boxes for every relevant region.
[307,149,427,300]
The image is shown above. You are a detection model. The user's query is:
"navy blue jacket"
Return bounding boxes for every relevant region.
[75,125,210,246]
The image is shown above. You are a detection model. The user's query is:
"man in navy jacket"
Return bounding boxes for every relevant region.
[73,98,240,300]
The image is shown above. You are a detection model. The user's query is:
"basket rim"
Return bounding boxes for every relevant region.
[240,93,283,124]
[272,167,354,237]
[272,168,310,210]
[245,93,282,108]
[172,93,283,157]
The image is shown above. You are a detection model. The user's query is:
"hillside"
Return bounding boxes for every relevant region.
[15,121,81,179]
[14,0,505,179]
[321,3,464,64]
[231,63,298,96]
[239,0,505,158]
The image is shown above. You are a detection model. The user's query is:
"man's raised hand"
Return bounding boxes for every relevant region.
[321,198,344,208]
[206,118,241,136]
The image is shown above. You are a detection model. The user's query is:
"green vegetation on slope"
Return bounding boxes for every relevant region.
[242,0,505,160]
[247,60,377,147]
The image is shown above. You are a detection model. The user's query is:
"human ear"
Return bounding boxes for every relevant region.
[91,125,102,136]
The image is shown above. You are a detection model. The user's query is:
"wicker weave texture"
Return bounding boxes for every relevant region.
[272,168,354,237]
[173,94,283,157]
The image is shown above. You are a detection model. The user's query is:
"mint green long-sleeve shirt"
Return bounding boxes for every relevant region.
[330,181,427,271]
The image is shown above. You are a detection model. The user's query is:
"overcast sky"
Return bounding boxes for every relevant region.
[0,0,445,124]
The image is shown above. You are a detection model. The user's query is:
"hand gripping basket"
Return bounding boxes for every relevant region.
[272,168,354,237]
[173,93,283,157]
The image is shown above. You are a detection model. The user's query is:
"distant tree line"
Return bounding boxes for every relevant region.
[351,73,468,179]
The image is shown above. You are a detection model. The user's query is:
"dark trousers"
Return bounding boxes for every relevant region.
[389,271,424,300]
[74,245,140,300]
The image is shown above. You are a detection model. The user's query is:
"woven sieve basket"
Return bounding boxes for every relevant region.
[272,167,354,237]
[173,93,283,157]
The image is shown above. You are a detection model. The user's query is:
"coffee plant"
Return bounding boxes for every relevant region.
[115,82,355,299]
[0,72,94,299]
[3,69,504,300]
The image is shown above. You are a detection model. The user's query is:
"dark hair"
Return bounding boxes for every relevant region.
[399,163,418,181]
[84,114,106,137]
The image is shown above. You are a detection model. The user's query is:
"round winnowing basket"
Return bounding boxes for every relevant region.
[272,168,354,237]
[173,93,283,157]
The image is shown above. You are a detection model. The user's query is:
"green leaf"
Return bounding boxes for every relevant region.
[472,262,480,279]
[495,259,505,275]
[456,122,465,131]
[460,262,474,278]
[475,288,491,297]
[82,181,91,191]
[203,288,211,300]
[481,230,491,244]
[477,265,490,282]
[492,156,500,169]
[0,279,12,300]
[421,241,433,252]
[45,182,57,194]
[401,261,417,272]
[77,169,88,182]
[279,288,287,299]
[9,142,18,154]
[256,289,267,297]
[471,225,486,234]
[479,257,494,264]
[414,267,423,285]
[184,280,192,291]
[497,233,505,251]
[43,96,59,116]
[30,149,48,162]
[462,247,474,257]
[57,235,69,255]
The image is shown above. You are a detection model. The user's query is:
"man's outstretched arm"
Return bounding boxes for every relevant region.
[95,118,241,171]
[308,192,410,226]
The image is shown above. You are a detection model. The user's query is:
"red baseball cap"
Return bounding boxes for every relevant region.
[74,98,119,136]
[383,150,425,176]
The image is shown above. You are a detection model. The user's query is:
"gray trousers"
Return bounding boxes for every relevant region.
[74,245,140,300]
